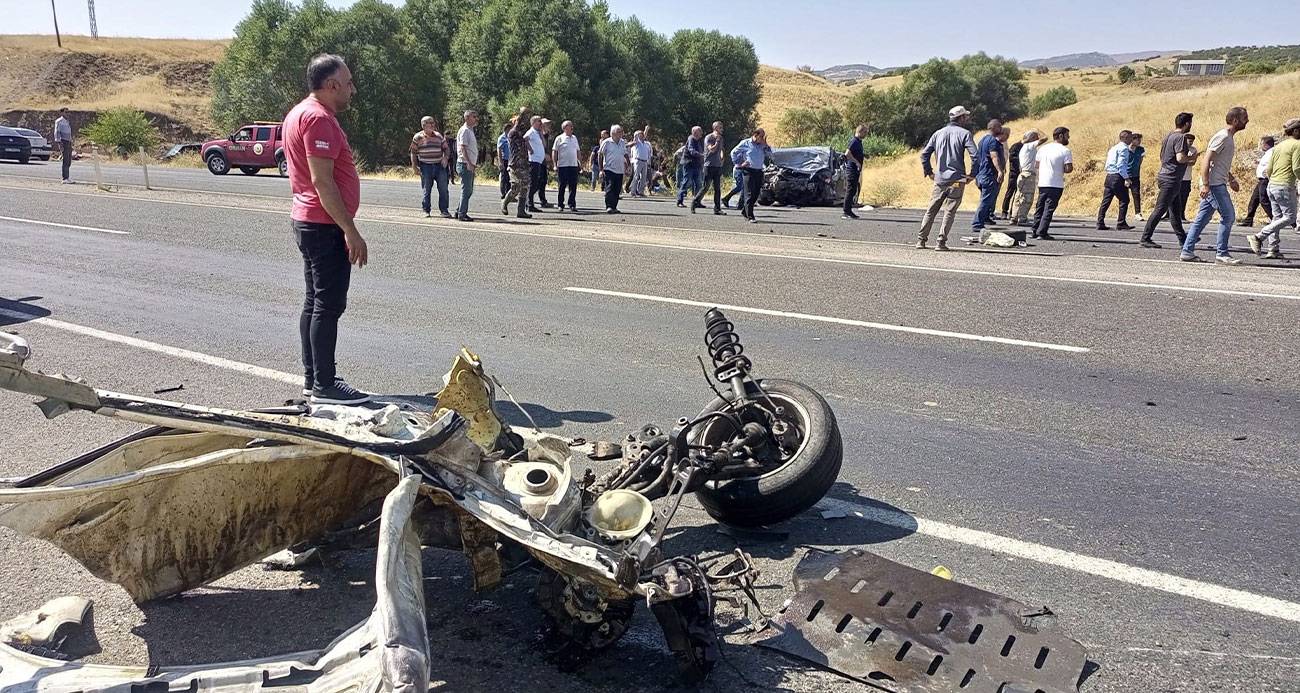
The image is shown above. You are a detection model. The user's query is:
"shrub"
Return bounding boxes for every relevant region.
[1116,66,1137,83]
[1035,65,1049,74]
[1234,61,1277,75]
[778,106,844,147]
[864,179,904,207]
[83,108,161,155]
[1029,86,1078,117]
[860,134,907,159]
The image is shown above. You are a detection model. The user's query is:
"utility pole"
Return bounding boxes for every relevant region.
[51,0,62,48]
[88,0,98,39]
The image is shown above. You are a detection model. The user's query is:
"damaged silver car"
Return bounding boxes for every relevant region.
[0,311,1090,692]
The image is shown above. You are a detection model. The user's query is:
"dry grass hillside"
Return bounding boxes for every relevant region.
[754,65,858,135]
[0,35,226,139]
[861,70,1300,216]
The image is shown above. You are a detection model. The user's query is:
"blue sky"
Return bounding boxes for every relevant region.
[6,0,1297,69]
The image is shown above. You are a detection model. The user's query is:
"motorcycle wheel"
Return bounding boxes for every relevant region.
[691,378,842,527]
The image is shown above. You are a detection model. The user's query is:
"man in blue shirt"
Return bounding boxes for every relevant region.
[918,105,980,250]
[971,120,1006,236]
[731,128,770,223]
[677,126,706,208]
[496,121,511,199]
[842,124,867,219]
[1096,130,1135,230]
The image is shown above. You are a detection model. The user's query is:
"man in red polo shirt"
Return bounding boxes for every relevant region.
[284,53,370,405]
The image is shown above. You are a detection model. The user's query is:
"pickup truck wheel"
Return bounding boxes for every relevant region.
[206,152,229,175]
[691,378,842,527]
[18,155,30,165]
[239,166,260,176]
[277,156,288,177]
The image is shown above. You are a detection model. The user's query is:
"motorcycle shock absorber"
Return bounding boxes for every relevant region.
[704,308,752,402]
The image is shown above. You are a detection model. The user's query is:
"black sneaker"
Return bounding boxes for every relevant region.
[1138,240,1162,248]
[1096,224,1110,231]
[302,377,313,397]
[310,379,371,405]
[676,201,686,208]
[440,212,452,219]
[1116,223,1135,231]
[714,209,726,215]
[1038,233,1056,240]
[841,213,859,220]
[516,211,533,219]
[541,202,554,209]
[458,214,475,222]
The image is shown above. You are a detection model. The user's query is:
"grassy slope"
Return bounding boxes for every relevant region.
[861,70,1300,216]
[0,35,227,133]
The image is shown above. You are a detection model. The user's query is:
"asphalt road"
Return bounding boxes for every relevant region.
[2,159,1299,692]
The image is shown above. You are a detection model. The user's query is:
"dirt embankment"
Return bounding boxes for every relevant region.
[0,36,224,145]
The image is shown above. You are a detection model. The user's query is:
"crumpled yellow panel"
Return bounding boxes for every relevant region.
[434,348,502,452]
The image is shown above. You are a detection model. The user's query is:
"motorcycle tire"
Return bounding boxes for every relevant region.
[691,378,842,527]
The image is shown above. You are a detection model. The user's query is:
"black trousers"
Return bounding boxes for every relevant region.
[1245,177,1274,223]
[293,220,351,390]
[60,140,73,180]
[529,161,549,206]
[741,168,763,219]
[556,165,579,208]
[693,165,723,210]
[499,168,510,198]
[603,170,623,210]
[1097,173,1130,225]
[1032,187,1063,237]
[1001,167,1019,215]
[843,165,861,215]
[1142,180,1187,243]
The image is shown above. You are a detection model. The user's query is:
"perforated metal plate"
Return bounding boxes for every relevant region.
[753,549,1088,693]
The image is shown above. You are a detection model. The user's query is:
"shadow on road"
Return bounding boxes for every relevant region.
[496,400,615,428]
[0,296,50,327]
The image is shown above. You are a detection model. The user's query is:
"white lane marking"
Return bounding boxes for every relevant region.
[564,287,1091,353]
[816,497,1300,623]
[0,215,129,235]
[1,305,1296,623]
[0,308,298,385]
[5,182,1300,302]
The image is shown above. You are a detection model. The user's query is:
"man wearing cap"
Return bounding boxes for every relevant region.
[1010,131,1041,226]
[1246,118,1300,260]
[917,106,979,250]
[54,107,74,183]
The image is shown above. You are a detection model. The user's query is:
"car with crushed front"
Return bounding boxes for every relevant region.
[201,121,287,176]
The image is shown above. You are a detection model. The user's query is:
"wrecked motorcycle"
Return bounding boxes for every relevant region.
[0,309,1090,693]
[0,310,842,688]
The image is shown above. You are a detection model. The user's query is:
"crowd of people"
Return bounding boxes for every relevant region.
[917,104,1300,261]
[403,105,882,222]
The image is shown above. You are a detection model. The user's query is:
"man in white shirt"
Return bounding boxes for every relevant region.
[597,125,630,214]
[1031,127,1074,241]
[1240,135,1275,227]
[527,116,550,211]
[455,110,478,222]
[1011,130,1040,226]
[551,120,581,212]
[1181,106,1249,264]
[54,107,74,183]
[629,131,652,197]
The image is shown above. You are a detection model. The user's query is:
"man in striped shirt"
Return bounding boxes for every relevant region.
[410,116,450,218]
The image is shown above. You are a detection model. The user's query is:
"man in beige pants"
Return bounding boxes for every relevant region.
[917,106,980,250]
[1011,130,1040,225]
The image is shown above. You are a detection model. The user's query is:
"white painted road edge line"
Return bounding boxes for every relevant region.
[0,215,129,235]
[564,287,1091,353]
[6,183,1300,302]
[0,308,297,385]
[2,306,1296,623]
[816,498,1300,623]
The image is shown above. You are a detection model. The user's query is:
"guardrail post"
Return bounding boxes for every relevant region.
[139,147,151,190]
[91,144,104,190]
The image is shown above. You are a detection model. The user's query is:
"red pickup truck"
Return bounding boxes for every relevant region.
[201,122,287,177]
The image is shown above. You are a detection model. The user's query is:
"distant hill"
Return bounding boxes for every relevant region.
[815,63,889,82]
[1019,50,1184,69]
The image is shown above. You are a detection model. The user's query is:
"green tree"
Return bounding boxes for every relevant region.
[668,28,760,136]
[777,107,843,146]
[1233,61,1277,74]
[489,49,590,135]
[1116,65,1137,83]
[1035,64,1050,74]
[598,16,681,137]
[1029,86,1077,117]
[83,108,162,154]
[885,59,975,147]
[955,52,1029,125]
[209,0,308,133]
